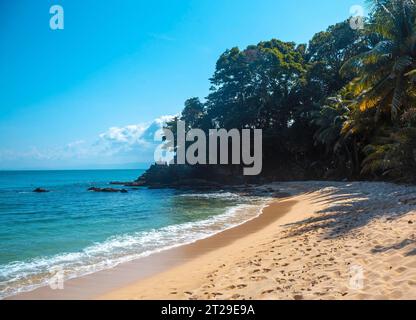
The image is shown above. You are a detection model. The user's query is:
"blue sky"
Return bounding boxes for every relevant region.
[0,0,365,170]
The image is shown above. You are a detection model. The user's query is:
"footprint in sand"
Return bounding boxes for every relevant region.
[396,266,407,273]
[250,275,268,281]
[261,289,275,295]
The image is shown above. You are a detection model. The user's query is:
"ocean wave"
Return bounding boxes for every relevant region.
[0,198,270,299]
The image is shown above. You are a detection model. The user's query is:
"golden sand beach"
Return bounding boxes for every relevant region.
[11,182,416,300]
[100,182,416,300]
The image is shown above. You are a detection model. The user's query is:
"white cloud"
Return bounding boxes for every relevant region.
[99,125,147,145]
[0,115,176,169]
[95,115,175,155]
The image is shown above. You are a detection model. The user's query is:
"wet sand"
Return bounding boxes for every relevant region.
[9,194,295,299]
[10,181,416,300]
[102,182,416,300]
[99,195,309,300]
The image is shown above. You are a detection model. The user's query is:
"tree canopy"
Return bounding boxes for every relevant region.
[159,0,416,184]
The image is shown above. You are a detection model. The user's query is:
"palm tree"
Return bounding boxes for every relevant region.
[330,0,416,180]
[341,0,416,119]
[312,96,349,153]
[360,126,416,181]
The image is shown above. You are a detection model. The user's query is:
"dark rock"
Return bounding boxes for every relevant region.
[33,188,49,193]
[88,187,128,193]
[110,181,146,187]
[133,164,253,189]
[124,181,146,187]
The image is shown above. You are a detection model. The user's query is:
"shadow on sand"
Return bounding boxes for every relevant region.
[278,181,416,256]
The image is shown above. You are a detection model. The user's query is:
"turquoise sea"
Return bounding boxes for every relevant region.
[0,169,267,298]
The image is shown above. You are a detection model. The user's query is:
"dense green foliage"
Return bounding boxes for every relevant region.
[163,0,416,183]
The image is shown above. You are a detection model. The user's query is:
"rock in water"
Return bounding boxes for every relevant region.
[33,188,49,193]
[88,187,128,193]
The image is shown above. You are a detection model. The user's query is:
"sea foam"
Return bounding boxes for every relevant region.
[0,193,270,299]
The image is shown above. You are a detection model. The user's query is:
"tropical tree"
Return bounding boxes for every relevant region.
[361,127,416,181]
[306,20,370,102]
[205,40,306,131]
[180,98,205,129]
[147,0,416,184]
[334,0,416,180]
[341,0,416,119]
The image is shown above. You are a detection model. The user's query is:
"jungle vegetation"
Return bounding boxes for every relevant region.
[153,0,416,184]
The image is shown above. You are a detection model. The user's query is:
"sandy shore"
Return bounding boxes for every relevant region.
[10,181,416,300]
[101,182,416,300]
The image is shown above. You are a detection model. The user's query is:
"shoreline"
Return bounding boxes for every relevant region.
[8,191,290,300]
[8,181,416,300]
[100,181,416,300]
[99,194,308,300]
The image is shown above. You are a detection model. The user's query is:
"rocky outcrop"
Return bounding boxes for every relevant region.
[132,164,265,189]
[109,181,146,187]
[88,187,128,193]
